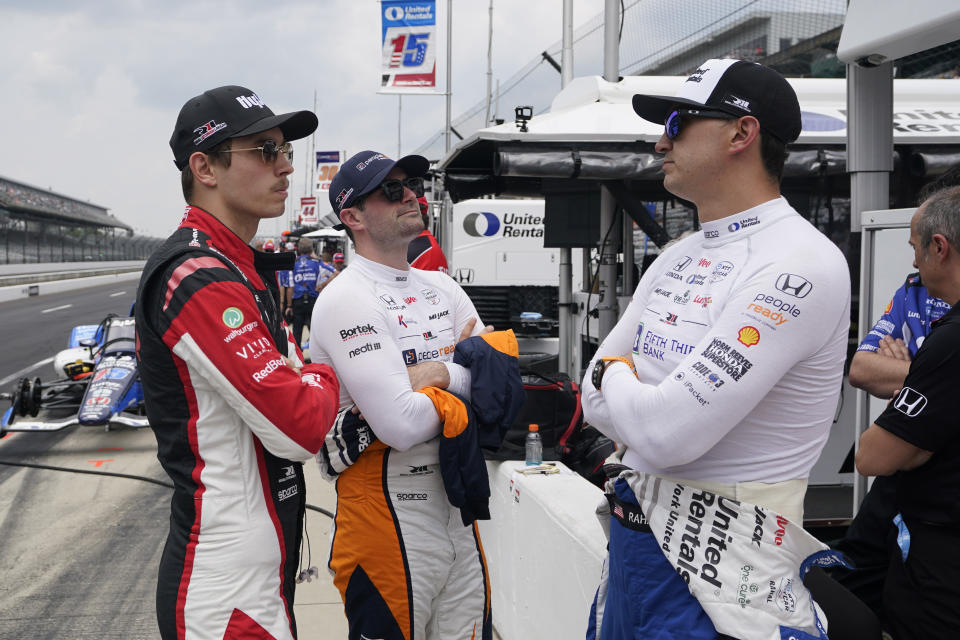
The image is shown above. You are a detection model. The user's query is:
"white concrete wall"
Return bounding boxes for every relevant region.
[478,461,607,640]
[0,271,141,303]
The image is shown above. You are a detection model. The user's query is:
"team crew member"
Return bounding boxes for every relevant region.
[311,150,491,640]
[407,196,448,273]
[290,237,321,349]
[581,60,853,638]
[837,271,949,616]
[136,85,339,640]
[856,186,960,639]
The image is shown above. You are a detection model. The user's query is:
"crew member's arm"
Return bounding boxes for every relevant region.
[855,424,932,476]
[856,327,959,476]
[157,262,339,460]
[584,253,850,469]
[848,282,912,398]
[848,336,911,398]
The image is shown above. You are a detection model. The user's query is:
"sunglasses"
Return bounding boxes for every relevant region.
[664,109,736,140]
[367,177,425,203]
[219,139,294,164]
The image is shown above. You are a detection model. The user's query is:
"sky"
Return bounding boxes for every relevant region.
[0,0,598,239]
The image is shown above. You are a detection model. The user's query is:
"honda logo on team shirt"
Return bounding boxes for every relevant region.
[892,387,927,417]
[775,273,812,298]
[673,256,693,272]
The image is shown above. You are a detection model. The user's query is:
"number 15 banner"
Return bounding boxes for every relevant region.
[380,0,437,93]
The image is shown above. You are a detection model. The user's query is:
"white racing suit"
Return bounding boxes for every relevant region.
[310,255,491,640]
[582,197,851,639]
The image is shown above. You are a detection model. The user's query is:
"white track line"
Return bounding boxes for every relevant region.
[109,291,126,297]
[0,357,56,388]
[41,304,73,314]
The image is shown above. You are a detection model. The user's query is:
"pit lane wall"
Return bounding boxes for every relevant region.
[0,262,143,303]
[478,460,606,640]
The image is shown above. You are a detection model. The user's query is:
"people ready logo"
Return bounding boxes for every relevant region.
[462,210,543,238]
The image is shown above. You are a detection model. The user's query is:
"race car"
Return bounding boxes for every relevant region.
[0,315,149,436]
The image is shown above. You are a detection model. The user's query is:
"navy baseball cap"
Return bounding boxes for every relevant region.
[329,150,430,229]
[632,59,801,143]
[170,85,318,170]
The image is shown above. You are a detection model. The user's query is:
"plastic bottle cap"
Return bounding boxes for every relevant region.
[528,424,539,432]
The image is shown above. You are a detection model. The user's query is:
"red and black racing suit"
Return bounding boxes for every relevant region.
[136,206,339,640]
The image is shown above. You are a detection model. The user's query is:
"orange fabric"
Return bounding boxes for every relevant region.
[329,440,412,639]
[478,329,519,358]
[416,386,470,438]
[474,522,492,620]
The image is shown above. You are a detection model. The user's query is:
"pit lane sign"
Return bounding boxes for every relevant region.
[379,0,438,94]
[300,196,318,225]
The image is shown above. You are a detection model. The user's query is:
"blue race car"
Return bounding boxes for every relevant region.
[1,315,149,435]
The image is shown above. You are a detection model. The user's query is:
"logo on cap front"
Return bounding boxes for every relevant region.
[686,67,708,83]
[193,120,227,146]
[356,153,387,171]
[235,94,266,109]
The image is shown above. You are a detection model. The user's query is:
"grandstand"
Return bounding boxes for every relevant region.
[0,175,162,263]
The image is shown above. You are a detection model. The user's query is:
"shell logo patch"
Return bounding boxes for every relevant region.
[737,326,760,347]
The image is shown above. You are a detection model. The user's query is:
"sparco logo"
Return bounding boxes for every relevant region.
[893,387,927,417]
[277,485,298,501]
[340,324,377,340]
[253,358,284,382]
[396,493,428,501]
[775,273,813,298]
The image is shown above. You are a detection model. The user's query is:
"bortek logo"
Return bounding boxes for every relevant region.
[775,273,813,298]
[235,94,266,109]
[893,387,927,417]
[193,120,226,145]
[340,324,377,340]
[253,358,284,382]
[463,211,501,237]
[428,309,449,320]
[235,336,272,359]
[348,342,381,359]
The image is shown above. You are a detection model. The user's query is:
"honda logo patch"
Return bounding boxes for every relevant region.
[893,387,927,417]
[775,273,812,298]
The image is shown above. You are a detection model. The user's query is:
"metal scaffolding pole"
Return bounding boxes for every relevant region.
[598,0,621,339]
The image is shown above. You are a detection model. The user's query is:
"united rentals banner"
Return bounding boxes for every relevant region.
[379,0,438,93]
[316,151,340,192]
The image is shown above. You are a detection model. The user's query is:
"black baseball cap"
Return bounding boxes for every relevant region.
[328,150,430,229]
[632,59,801,143]
[170,85,318,170]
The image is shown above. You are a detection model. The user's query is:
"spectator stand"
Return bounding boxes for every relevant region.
[0,175,162,263]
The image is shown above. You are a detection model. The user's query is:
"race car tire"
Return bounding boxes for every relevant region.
[25,378,42,417]
[14,377,29,417]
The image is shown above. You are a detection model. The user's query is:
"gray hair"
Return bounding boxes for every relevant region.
[917,186,960,249]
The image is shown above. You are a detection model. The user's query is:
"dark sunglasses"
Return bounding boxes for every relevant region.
[664,109,736,140]
[374,177,425,202]
[220,139,294,164]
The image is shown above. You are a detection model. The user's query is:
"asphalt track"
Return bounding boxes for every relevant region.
[0,284,349,638]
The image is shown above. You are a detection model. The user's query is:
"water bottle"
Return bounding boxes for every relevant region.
[525,423,543,466]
